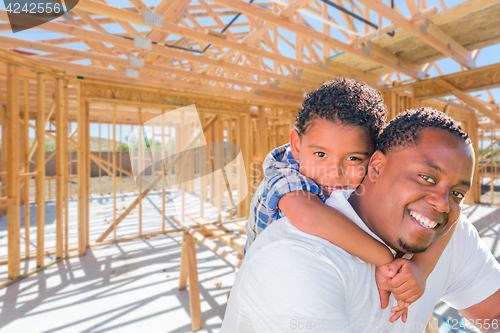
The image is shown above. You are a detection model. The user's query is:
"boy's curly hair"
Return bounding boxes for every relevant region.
[376,107,471,154]
[296,77,387,144]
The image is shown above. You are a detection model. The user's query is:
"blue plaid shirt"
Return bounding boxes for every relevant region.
[244,143,326,253]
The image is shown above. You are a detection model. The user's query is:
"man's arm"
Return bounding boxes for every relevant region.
[459,288,500,333]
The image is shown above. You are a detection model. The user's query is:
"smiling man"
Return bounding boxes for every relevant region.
[221,108,500,333]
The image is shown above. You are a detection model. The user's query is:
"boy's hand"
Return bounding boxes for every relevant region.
[376,258,427,323]
[374,266,392,310]
[383,258,426,305]
[375,266,409,323]
[390,300,408,323]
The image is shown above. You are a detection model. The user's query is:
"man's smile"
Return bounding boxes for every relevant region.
[407,209,443,232]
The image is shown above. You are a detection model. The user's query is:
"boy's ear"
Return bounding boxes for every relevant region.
[290,128,301,160]
[367,150,386,182]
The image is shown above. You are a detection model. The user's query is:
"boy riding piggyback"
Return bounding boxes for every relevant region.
[245,77,459,321]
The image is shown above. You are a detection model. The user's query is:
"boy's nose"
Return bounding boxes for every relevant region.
[327,164,345,179]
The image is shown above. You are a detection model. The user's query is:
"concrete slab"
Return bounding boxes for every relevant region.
[0,201,498,333]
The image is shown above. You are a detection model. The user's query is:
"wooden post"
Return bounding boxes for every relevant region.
[214,117,222,220]
[161,109,166,231]
[119,124,122,193]
[23,79,30,257]
[465,113,480,204]
[85,101,90,245]
[55,78,65,258]
[130,124,134,191]
[200,115,206,219]
[180,114,185,223]
[425,315,439,333]
[77,83,86,254]
[490,128,494,205]
[108,123,111,194]
[152,122,156,190]
[99,123,101,195]
[36,73,45,267]
[7,63,21,279]
[257,106,267,160]
[1,105,7,201]
[185,232,202,331]
[64,80,69,257]
[113,105,117,240]
[179,233,188,290]
[138,107,142,235]
[226,118,233,219]
[238,111,251,218]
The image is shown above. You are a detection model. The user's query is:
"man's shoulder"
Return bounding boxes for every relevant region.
[447,214,481,249]
[244,218,362,276]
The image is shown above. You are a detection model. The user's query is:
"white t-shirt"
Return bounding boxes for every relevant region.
[220,190,500,333]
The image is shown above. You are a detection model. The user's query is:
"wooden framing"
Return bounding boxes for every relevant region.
[6,63,21,279]
[36,72,45,267]
[0,0,499,301]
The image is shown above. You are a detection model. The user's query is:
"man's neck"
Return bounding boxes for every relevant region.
[348,190,403,257]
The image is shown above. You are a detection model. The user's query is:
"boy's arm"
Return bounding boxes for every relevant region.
[381,221,459,305]
[411,220,459,278]
[279,190,394,267]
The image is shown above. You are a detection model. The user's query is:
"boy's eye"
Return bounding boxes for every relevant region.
[314,152,327,158]
[346,156,361,162]
[420,175,436,184]
[452,191,465,199]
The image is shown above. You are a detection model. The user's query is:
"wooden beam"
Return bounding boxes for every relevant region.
[208,0,423,79]
[349,7,437,46]
[89,154,133,192]
[433,77,500,125]
[66,1,388,81]
[0,48,60,77]
[357,0,473,68]
[39,58,304,106]
[171,216,242,268]
[401,63,500,99]
[0,10,319,91]
[6,63,21,279]
[0,36,302,98]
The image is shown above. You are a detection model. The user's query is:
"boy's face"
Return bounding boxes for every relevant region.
[290,119,373,198]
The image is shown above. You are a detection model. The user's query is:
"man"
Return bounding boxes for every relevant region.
[220,108,500,333]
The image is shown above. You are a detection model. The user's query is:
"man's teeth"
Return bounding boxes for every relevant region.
[409,211,437,229]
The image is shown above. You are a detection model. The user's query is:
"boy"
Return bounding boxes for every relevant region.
[245,77,457,321]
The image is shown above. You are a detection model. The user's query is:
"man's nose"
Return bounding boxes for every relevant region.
[426,187,450,214]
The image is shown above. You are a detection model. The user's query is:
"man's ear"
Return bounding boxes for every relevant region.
[290,128,301,160]
[367,150,386,182]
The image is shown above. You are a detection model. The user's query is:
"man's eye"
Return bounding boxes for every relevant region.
[420,175,436,184]
[452,191,465,199]
[314,152,326,158]
[346,156,361,161]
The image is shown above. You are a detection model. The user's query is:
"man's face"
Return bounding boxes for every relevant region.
[364,129,474,254]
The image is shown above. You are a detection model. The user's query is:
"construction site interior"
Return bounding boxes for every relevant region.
[0,0,499,332]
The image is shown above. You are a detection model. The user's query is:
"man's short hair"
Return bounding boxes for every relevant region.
[376,107,472,154]
[295,77,387,144]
